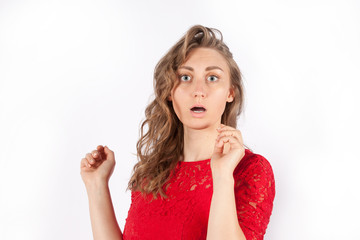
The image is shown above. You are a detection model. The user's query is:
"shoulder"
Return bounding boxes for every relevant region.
[233,148,275,186]
[234,148,274,174]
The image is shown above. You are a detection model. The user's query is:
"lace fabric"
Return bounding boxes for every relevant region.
[234,151,276,240]
[123,149,275,240]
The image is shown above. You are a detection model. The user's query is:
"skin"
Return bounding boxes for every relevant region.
[170,47,235,163]
[170,47,247,239]
[80,146,122,240]
[80,47,247,240]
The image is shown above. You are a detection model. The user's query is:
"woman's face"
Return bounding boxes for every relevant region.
[170,47,234,130]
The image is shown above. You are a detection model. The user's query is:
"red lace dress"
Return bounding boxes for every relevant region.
[122,149,275,240]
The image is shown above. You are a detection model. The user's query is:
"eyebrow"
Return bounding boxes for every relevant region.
[178,66,224,72]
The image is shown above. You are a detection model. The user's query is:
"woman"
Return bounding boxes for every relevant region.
[80,25,275,240]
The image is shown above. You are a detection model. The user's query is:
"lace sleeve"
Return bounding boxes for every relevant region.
[234,154,275,240]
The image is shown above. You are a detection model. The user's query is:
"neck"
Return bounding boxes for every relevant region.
[182,124,220,162]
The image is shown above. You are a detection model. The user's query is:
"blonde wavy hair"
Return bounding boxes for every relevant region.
[127,25,246,200]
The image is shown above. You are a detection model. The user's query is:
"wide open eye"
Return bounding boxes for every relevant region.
[180,75,191,81]
[207,75,219,82]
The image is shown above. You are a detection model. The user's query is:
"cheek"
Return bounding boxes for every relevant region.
[171,89,186,117]
[211,90,229,113]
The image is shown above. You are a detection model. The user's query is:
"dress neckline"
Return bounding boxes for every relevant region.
[178,158,211,164]
[178,149,252,165]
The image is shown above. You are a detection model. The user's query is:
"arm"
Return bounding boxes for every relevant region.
[81,145,123,240]
[207,174,246,240]
[208,125,275,239]
[234,156,276,239]
[207,125,247,240]
[86,181,123,240]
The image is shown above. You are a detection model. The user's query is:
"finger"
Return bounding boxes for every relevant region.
[218,124,236,131]
[214,133,235,151]
[217,130,238,138]
[216,135,243,149]
[216,124,228,132]
[223,141,231,154]
[98,145,107,160]
[81,157,92,168]
[86,153,97,166]
[96,145,106,158]
[216,125,237,135]
[214,138,224,154]
[91,150,102,161]
[217,125,243,138]
[97,145,105,155]
[103,146,115,161]
[213,138,232,156]
[216,130,243,144]
[86,153,104,169]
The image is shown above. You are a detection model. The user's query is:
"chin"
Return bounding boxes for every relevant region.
[183,120,215,130]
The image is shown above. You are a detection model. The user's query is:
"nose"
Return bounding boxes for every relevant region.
[193,91,205,98]
[192,79,206,98]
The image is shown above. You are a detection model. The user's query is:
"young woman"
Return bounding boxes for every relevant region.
[80,25,275,240]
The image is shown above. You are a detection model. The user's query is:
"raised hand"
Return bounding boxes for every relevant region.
[80,145,116,186]
[211,124,245,179]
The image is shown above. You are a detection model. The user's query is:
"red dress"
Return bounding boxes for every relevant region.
[123,149,275,240]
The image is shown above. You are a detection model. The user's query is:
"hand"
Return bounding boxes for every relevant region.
[211,124,245,179]
[80,145,116,186]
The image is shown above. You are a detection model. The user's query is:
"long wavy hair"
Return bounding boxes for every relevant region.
[127,25,246,200]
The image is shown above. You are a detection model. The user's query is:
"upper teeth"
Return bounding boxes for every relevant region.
[193,109,204,112]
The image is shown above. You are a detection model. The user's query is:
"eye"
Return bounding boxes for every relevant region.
[207,75,218,82]
[180,75,191,82]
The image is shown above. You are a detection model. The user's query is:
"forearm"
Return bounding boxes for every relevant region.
[207,175,246,240]
[86,181,123,240]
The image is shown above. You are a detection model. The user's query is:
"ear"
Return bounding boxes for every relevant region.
[168,94,172,101]
[226,87,234,103]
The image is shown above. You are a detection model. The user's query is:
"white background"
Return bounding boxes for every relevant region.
[1,0,359,239]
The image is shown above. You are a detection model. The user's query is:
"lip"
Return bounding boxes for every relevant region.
[190,104,206,118]
[190,104,207,110]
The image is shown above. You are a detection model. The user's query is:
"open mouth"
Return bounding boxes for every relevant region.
[191,106,206,113]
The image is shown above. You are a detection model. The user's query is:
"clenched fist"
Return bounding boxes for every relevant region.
[80,145,116,186]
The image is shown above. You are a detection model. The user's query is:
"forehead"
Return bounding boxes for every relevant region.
[180,47,229,70]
